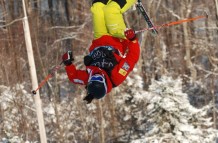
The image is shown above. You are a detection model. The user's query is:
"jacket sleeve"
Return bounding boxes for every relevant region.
[110,39,140,86]
[65,64,89,85]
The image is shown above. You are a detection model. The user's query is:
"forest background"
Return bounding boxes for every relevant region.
[0,0,218,142]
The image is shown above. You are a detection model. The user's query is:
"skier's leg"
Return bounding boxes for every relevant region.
[91,0,111,39]
[103,0,136,38]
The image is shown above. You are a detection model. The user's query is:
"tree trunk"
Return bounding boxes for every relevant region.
[181,0,197,80]
[106,91,117,140]
[215,0,218,28]
[213,0,218,129]
[22,0,47,142]
[97,100,105,143]
[211,74,216,129]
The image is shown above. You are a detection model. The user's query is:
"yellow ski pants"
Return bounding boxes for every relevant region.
[91,0,136,39]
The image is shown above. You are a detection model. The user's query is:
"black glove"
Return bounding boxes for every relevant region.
[83,93,94,104]
[124,29,136,41]
[84,55,93,66]
[62,51,74,66]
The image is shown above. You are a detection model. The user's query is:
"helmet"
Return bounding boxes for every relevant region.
[87,74,107,99]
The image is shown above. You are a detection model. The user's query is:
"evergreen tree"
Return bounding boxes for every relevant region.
[131,76,218,143]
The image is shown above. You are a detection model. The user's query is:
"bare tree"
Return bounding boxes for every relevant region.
[215,0,218,27]
[22,0,47,142]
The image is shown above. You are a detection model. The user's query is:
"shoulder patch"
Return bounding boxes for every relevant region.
[73,79,84,84]
[118,68,127,76]
[122,62,130,71]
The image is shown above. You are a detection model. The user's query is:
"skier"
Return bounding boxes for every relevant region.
[62,0,140,104]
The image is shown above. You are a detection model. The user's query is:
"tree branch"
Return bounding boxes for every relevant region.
[0,18,23,28]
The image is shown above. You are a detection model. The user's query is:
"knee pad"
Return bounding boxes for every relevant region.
[112,0,127,8]
[92,0,110,5]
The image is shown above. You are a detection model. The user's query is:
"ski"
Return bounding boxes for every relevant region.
[136,0,158,36]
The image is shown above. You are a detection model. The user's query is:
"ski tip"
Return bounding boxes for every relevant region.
[32,90,36,95]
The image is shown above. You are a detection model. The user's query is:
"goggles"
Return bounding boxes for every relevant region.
[89,74,107,94]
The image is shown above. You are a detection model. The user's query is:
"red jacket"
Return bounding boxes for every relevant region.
[65,35,140,93]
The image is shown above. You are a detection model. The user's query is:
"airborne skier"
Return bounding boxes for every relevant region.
[62,0,140,104]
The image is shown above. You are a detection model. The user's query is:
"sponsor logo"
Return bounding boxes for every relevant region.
[122,62,130,71]
[118,68,127,76]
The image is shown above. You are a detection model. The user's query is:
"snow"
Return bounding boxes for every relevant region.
[0,75,218,142]
[43,103,55,115]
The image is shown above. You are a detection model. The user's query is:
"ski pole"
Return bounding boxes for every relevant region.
[32,61,63,95]
[135,14,208,34]
[136,0,158,35]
